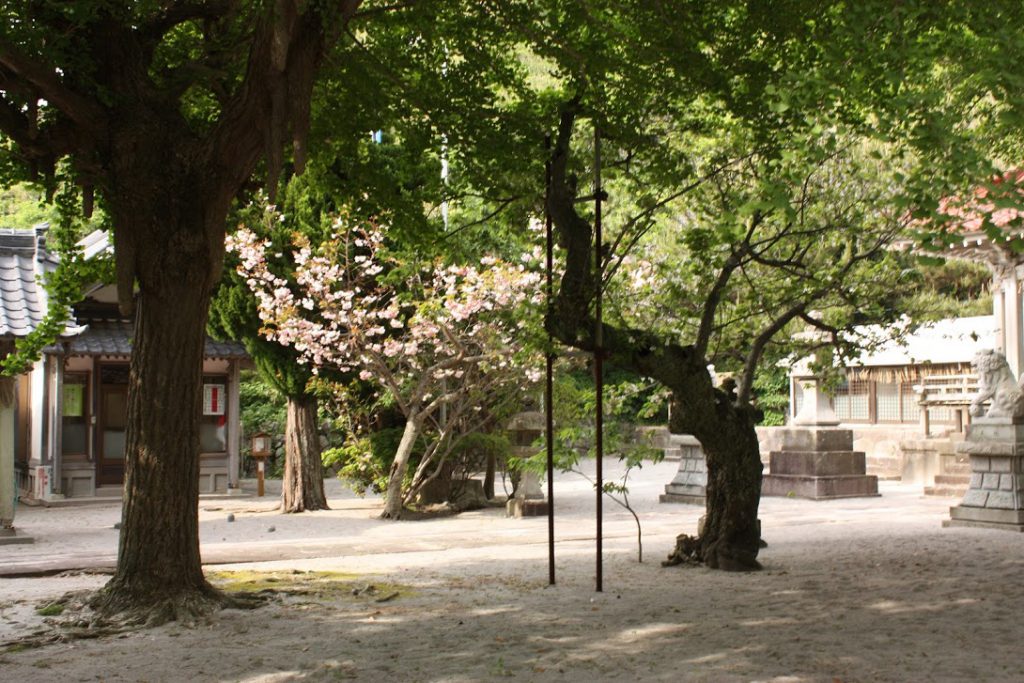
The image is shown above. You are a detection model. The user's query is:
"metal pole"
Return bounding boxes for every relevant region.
[594,124,604,593]
[545,134,556,586]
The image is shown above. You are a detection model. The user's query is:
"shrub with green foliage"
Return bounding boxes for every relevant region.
[323,427,423,496]
[515,363,663,477]
[752,366,791,427]
[0,182,58,227]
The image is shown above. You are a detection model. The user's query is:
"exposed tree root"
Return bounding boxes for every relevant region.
[1,585,272,654]
[88,581,269,628]
[662,533,762,572]
[662,534,703,567]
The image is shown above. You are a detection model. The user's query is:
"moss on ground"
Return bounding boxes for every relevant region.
[35,603,65,617]
[207,570,413,602]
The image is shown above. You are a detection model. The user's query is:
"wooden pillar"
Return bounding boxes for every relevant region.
[1,375,15,531]
[1003,268,1024,379]
[226,360,241,489]
[993,283,1006,357]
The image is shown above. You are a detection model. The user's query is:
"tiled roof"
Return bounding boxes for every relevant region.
[0,228,51,338]
[60,319,248,359]
[1,226,247,361]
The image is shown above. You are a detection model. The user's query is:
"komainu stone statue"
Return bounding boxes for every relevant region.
[969,349,1024,419]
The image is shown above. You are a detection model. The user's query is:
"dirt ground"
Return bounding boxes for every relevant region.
[1,459,1023,682]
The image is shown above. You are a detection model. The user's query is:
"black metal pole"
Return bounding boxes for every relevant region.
[594,124,604,593]
[545,134,556,587]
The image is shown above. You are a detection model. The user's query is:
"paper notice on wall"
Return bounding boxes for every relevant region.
[63,383,84,417]
[203,383,225,416]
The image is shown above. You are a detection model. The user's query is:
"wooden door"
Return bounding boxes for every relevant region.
[97,365,129,485]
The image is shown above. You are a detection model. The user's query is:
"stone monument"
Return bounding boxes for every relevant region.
[761,374,879,499]
[946,349,1024,531]
[505,411,549,518]
[659,434,708,505]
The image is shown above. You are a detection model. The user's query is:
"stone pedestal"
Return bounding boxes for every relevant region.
[0,527,34,545]
[945,417,1024,531]
[660,435,707,505]
[761,427,879,500]
[507,470,549,517]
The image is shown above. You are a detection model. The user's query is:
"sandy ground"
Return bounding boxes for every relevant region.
[1,459,1023,682]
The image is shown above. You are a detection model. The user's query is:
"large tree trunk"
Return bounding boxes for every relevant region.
[91,232,224,623]
[87,105,236,621]
[0,0,363,624]
[672,399,764,571]
[654,359,764,572]
[381,414,420,519]
[699,437,763,570]
[282,395,328,513]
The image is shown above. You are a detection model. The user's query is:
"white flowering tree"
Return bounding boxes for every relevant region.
[230,214,542,518]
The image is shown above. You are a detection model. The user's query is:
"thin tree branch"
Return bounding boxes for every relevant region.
[737,302,807,405]
[439,196,521,243]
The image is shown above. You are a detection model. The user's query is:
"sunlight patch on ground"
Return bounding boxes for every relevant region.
[868,597,978,614]
[466,605,520,617]
[739,616,801,627]
[612,621,691,641]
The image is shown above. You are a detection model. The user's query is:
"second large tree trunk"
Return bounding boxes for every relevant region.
[690,415,763,570]
[282,395,328,513]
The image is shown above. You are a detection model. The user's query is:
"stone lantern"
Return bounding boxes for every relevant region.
[506,411,548,517]
[250,431,272,497]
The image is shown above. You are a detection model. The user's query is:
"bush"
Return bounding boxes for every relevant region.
[753,366,790,427]
[324,427,424,496]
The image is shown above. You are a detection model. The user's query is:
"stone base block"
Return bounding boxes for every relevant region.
[662,481,705,498]
[0,527,34,545]
[506,498,549,518]
[945,504,1024,532]
[768,451,866,477]
[774,428,853,453]
[660,437,708,505]
[454,480,488,510]
[659,491,705,506]
[762,473,879,500]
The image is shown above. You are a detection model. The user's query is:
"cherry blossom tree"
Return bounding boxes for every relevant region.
[230,210,542,518]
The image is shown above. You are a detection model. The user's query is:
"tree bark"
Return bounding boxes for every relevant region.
[668,395,763,571]
[381,414,420,519]
[484,452,496,500]
[282,394,328,513]
[92,228,224,622]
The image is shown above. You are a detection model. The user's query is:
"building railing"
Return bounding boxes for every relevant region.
[916,373,980,437]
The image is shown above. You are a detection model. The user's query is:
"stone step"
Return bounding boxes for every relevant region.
[659,491,705,506]
[762,473,879,500]
[768,451,866,477]
[933,474,971,486]
[924,484,968,497]
[942,463,972,476]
